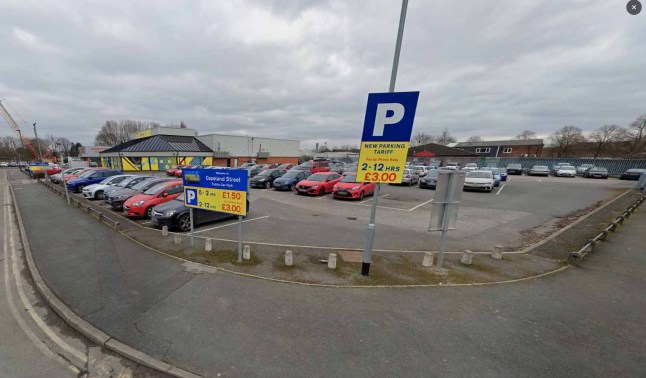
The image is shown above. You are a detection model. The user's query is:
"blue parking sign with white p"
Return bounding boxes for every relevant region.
[361,91,419,142]
[185,188,198,206]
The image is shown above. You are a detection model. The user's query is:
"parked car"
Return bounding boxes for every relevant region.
[66,169,122,193]
[332,173,375,200]
[412,165,430,177]
[245,166,263,178]
[250,169,287,189]
[330,163,345,174]
[294,160,331,174]
[394,168,419,186]
[576,164,595,175]
[584,167,609,179]
[295,172,342,196]
[462,163,479,172]
[105,177,169,210]
[463,171,495,192]
[50,167,85,183]
[123,180,184,218]
[529,165,550,176]
[82,175,135,200]
[480,167,502,186]
[45,166,62,175]
[619,168,646,180]
[555,165,576,177]
[506,163,523,175]
[151,192,249,232]
[166,165,189,177]
[552,162,571,174]
[272,170,310,191]
[444,162,461,170]
[103,175,154,199]
[419,169,439,189]
[276,163,295,171]
[0,162,8,168]
[63,168,97,183]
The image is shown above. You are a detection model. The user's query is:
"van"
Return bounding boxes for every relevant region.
[296,160,330,174]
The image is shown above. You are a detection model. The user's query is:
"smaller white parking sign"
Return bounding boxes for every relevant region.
[185,188,198,206]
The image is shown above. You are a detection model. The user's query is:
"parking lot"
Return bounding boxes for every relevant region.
[49,169,637,253]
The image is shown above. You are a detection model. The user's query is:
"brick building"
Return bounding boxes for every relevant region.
[452,139,544,158]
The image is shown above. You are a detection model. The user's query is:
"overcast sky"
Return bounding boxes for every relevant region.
[1,0,645,148]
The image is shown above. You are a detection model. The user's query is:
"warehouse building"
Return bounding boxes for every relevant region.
[100,126,300,172]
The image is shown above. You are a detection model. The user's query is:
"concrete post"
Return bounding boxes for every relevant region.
[327,253,337,269]
[243,245,251,260]
[285,250,293,267]
[491,245,503,260]
[460,250,473,265]
[422,252,434,267]
[162,226,169,237]
[174,233,182,245]
[205,238,212,252]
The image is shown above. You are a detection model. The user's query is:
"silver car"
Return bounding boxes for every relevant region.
[400,168,419,186]
[529,165,550,176]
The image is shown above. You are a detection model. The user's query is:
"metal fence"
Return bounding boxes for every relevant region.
[408,156,646,176]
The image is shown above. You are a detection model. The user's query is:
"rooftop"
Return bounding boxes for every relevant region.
[454,139,544,147]
[101,135,213,154]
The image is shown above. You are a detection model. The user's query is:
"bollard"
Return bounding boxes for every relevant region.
[422,252,434,267]
[460,250,473,265]
[174,233,182,245]
[327,253,337,269]
[98,213,104,222]
[114,222,120,231]
[491,245,503,260]
[285,250,293,267]
[243,245,251,260]
[204,238,212,252]
[599,231,608,241]
[161,225,169,237]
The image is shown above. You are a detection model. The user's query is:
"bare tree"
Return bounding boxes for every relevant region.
[410,132,435,147]
[466,136,482,143]
[629,114,646,153]
[516,130,537,140]
[549,126,586,157]
[94,120,154,146]
[435,128,456,145]
[589,125,628,158]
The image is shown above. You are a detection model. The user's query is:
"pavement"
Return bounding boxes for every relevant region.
[10,174,646,377]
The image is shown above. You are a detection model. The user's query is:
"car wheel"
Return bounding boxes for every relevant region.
[76,185,84,193]
[290,184,296,192]
[145,206,154,218]
[359,191,364,200]
[95,190,104,200]
[319,187,325,196]
[265,181,271,189]
[178,214,191,232]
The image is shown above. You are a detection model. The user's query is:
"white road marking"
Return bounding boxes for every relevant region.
[358,193,389,204]
[496,183,506,196]
[356,203,410,212]
[408,198,434,211]
[3,189,83,374]
[538,178,542,182]
[194,215,270,234]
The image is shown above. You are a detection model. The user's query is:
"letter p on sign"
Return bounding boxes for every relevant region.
[185,188,197,206]
[361,92,419,142]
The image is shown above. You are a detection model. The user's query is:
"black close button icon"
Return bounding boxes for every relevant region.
[627,0,642,15]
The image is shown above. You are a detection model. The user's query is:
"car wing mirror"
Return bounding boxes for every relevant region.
[162,192,169,197]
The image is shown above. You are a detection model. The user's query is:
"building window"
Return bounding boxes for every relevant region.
[502,148,512,154]
[475,148,491,154]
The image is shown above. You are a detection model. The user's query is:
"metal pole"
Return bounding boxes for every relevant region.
[32,123,44,162]
[190,208,195,247]
[361,0,409,277]
[436,172,457,271]
[237,215,243,262]
[62,168,70,206]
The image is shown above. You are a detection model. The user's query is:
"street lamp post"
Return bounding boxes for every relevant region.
[56,143,71,205]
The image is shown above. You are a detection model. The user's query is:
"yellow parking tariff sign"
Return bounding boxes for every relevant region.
[357,141,409,183]
[184,186,247,216]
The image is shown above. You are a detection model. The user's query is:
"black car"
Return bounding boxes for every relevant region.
[619,168,646,180]
[246,167,262,178]
[506,163,523,175]
[250,169,287,189]
[584,167,609,179]
[106,177,172,210]
[151,192,250,232]
[419,169,439,189]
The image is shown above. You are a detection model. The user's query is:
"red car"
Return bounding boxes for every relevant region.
[63,168,97,183]
[46,166,62,175]
[295,172,342,196]
[332,173,376,200]
[123,180,184,218]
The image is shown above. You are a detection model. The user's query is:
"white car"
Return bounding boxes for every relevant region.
[462,163,479,171]
[555,166,576,177]
[463,170,495,192]
[0,162,8,167]
[82,175,135,200]
[412,165,430,177]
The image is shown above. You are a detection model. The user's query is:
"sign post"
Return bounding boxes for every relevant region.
[428,171,466,272]
[358,0,414,277]
[182,168,248,252]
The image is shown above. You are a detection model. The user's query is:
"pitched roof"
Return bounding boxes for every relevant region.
[101,135,213,154]
[408,143,477,157]
[454,139,544,147]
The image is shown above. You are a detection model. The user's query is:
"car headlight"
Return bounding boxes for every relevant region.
[333,185,338,190]
[133,201,145,207]
[258,178,266,182]
[352,186,361,190]
[163,210,176,217]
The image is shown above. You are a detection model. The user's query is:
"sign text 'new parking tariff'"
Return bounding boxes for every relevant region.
[358,91,419,183]
[182,169,248,216]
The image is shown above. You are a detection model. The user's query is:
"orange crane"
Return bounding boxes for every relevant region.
[0,99,52,161]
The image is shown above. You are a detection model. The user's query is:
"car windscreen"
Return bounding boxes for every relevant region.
[560,166,575,169]
[77,170,96,178]
[534,166,548,169]
[144,182,168,195]
[131,178,157,190]
[98,177,112,185]
[307,174,327,182]
[298,162,313,169]
[592,168,608,172]
[282,171,300,178]
[508,164,521,169]
[467,172,492,178]
[256,170,272,177]
[118,177,139,187]
[340,175,358,183]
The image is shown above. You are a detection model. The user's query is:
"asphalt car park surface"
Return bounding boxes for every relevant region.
[60,171,636,252]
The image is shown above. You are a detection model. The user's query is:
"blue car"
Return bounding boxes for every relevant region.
[499,168,508,181]
[66,168,122,193]
[482,167,502,187]
[272,170,310,191]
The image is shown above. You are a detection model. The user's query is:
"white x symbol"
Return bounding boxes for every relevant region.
[633,4,637,9]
